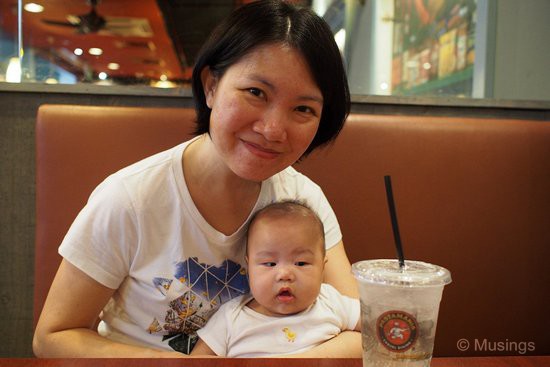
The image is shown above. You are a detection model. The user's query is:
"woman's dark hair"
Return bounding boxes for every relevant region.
[191,0,350,157]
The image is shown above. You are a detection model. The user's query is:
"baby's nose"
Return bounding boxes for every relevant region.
[276,265,295,281]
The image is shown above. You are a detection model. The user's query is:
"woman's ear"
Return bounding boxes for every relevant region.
[201,67,218,108]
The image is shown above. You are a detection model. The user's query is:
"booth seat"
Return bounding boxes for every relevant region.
[35,104,550,356]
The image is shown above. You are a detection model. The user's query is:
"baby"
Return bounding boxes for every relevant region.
[191,200,360,357]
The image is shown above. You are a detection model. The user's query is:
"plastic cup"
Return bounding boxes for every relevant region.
[352,259,451,367]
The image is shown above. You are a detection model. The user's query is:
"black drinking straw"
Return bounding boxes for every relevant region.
[384,175,405,268]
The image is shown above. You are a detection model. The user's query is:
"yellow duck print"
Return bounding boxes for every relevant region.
[282,327,296,342]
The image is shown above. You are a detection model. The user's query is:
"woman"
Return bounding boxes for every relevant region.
[33,0,360,357]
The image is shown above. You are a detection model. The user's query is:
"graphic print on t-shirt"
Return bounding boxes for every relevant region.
[147,257,249,353]
[153,277,173,296]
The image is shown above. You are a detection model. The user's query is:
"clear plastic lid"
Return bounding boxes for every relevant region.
[352,259,452,287]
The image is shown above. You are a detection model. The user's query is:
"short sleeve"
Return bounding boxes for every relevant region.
[58,175,138,289]
[311,186,342,250]
[319,283,360,331]
[195,301,231,356]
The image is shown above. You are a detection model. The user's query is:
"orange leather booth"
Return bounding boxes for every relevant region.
[35,104,550,356]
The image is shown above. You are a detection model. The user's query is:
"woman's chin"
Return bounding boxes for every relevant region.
[231,162,286,183]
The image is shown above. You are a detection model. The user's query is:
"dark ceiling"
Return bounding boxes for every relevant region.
[0,0,249,84]
[158,0,237,70]
[0,0,327,85]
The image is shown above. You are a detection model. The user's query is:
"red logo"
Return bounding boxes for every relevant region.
[377,310,418,352]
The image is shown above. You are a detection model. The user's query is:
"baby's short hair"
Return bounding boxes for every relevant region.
[247,199,325,256]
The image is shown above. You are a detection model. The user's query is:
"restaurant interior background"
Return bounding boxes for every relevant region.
[0,0,548,357]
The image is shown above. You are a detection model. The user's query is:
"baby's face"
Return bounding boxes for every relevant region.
[246,213,325,317]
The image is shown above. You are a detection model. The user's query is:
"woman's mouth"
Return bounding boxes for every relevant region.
[242,140,280,159]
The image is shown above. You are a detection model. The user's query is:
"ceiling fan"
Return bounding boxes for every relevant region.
[41,0,106,34]
[41,0,152,37]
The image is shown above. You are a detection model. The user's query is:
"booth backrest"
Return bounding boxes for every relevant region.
[35,104,550,356]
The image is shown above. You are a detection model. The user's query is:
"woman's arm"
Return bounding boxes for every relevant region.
[325,241,362,334]
[190,339,218,356]
[33,259,184,358]
[323,241,359,299]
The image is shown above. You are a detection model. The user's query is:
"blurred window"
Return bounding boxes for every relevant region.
[1,0,548,103]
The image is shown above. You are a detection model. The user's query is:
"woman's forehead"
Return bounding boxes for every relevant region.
[226,44,322,98]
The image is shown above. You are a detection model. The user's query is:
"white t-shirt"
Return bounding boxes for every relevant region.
[196,283,360,357]
[59,135,342,353]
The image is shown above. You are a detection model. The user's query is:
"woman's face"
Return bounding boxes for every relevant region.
[203,43,323,182]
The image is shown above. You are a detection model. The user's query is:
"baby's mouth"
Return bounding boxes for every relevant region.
[277,288,294,302]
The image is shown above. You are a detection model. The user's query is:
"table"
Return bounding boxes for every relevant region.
[0,356,547,367]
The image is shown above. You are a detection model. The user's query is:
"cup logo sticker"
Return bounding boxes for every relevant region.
[377,310,418,352]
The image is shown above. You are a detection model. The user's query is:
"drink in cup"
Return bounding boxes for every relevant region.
[352,259,451,367]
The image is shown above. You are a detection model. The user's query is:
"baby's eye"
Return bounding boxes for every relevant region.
[262,262,276,267]
[295,261,309,266]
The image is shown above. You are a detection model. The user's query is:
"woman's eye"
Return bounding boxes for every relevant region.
[295,105,316,115]
[248,88,263,97]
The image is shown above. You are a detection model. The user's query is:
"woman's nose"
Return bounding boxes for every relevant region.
[253,109,287,142]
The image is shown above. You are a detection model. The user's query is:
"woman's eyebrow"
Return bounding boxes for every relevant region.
[298,95,323,105]
[248,74,323,104]
[248,74,275,90]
